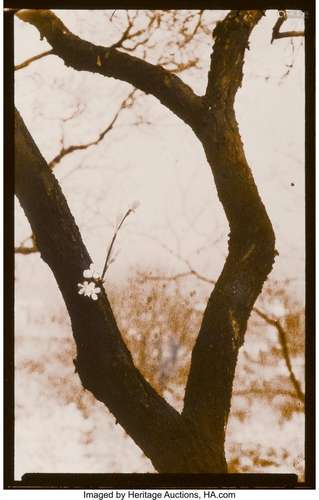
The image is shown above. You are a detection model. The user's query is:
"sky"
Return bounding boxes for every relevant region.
[14,9,305,307]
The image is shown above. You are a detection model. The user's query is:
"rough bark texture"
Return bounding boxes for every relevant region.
[182,11,276,458]
[15,9,276,472]
[15,109,228,473]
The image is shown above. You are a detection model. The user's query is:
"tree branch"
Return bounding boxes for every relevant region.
[271,11,304,43]
[14,244,37,254]
[48,90,136,169]
[109,11,146,50]
[15,108,181,469]
[15,49,54,70]
[177,10,204,49]
[253,307,305,403]
[14,108,228,472]
[16,9,203,129]
[14,234,38,254]
[15,90,136,254]
[182,10,276,452]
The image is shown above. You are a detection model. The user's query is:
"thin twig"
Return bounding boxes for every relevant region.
[110,11,145,50]
[144,268,215,285]
[233,388,299,399]
[15,49,54,70]
[14,245,37,255]
[254,307,305,403]
[110,10,117,21]
[178,10,204,49]
[273,30,304,41]
[101,209,133,280]
[15,90,137,255]
[271,11,304,43]
[15,235,37,255]
[49,90,136,169]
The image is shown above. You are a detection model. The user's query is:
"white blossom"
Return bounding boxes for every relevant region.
[130,200,140,211]
[83,263,100,280]
[77,281,101,301]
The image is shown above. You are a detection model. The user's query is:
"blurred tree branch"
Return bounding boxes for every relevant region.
[254,307,305,403]
[139,253,304,405]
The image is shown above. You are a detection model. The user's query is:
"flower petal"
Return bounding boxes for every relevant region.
[91,294,98,300]
[78,288,85,295]
[94,287,101,294]
[83,269,92,278]
[131,200,140,211]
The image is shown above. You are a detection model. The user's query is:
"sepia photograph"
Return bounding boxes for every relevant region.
[5,3,315,490]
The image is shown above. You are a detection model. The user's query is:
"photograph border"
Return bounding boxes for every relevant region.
[4,0,315,489]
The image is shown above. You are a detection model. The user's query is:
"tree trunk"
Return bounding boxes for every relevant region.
[14,108,226,473]
[183,10,276,459]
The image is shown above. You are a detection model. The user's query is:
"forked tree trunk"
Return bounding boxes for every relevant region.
[14,9,275,472]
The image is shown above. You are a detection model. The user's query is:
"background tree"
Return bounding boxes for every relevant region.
[14,9,305,474]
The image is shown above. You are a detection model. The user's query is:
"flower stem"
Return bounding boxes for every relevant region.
[101,209,132,280]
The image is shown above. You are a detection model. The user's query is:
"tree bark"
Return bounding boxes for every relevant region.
[16,9,203,131]
[183,11,276,455]
[15,9,276,472]
[15,108,227,473]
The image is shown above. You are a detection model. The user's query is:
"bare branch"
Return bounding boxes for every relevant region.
[254,307,305,403]
[15,235,38,255]
[110,11,143,50]
[140,270,200,283]
[15,89,137,256]
[15,49,53,71]
[159,57,199,74]
[17,9,203,129]
[233,388,300,399]
[177,10,205,49]
[121,34,153,53]
[48,90,136,169]
[15,244,37,255]
[273,31,304,41]
[271,11,304,43]
[110,10,117,22]
[141,262,215,286]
